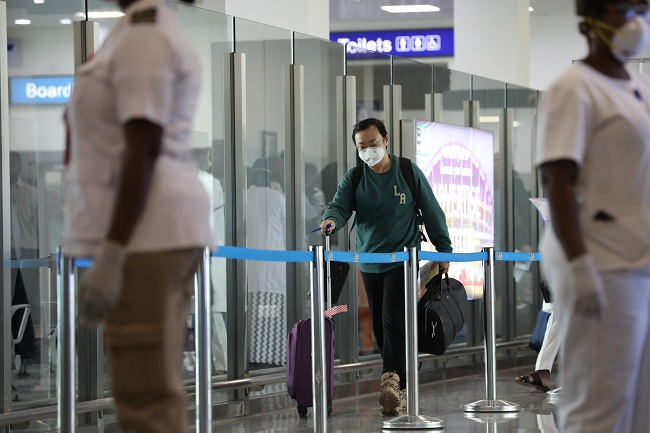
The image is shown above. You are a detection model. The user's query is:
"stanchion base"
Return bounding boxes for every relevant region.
[464,412,519,424]
[463,399,520,413]
[382,415,444,430]
[546,387,562,403]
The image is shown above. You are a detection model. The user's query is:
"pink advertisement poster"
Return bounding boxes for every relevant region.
[415,121,494,299]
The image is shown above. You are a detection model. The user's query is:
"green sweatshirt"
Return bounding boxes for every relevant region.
[323,154,452,273]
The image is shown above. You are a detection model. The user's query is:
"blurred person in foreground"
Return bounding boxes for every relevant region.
[64,0,212,431]
[538,1,650,432]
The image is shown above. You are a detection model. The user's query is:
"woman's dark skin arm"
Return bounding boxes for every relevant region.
[106,118,163,244]
[540,159,586,261]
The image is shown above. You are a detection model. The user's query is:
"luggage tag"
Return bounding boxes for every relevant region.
[325,305,348,318]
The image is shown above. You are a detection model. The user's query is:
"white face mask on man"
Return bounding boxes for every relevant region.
[358,146,386,167]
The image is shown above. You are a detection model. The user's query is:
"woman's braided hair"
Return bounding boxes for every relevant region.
[576,0,609,17]
[576,0,610,35]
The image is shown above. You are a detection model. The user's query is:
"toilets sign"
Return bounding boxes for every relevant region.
[330,29,454,58]
[10,76,74,105]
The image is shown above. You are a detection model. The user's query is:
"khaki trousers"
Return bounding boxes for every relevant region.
[105,249,202,433]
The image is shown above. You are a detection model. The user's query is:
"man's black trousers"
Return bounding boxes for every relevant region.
[360,265,407,390]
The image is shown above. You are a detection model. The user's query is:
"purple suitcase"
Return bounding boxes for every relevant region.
[286,317,334,418]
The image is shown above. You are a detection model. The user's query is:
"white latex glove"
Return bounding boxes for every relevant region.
[78,241,127,325]
[569,253,607,319]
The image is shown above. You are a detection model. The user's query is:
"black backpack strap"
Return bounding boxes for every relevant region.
[351,162,364,211]
[399,157,427,243]
[348,163,364,249]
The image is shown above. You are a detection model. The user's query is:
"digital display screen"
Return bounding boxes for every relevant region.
[414,120,494,299]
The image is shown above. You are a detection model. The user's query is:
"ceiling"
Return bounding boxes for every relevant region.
[3,0,576,29]
[330,0,576,31]
[5,0,120,28]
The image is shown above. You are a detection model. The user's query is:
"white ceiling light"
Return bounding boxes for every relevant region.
[74,11,125,19]
[15,19,31,25]
[479,116,500,123]
[528,6,534,12]
[34,0,45,4]
[381,5,441,13]
[60,18,72,25]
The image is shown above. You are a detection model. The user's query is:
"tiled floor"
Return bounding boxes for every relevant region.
[212,367,560,432]
[7,363,560,432]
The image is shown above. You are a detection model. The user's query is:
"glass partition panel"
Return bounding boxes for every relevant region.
[5,0,83,411]
[86,0,123,43]
[346,50,391,124]
[392,56,433,122]
[234,18,292,375]
[470,76,506,338]
[640,58,650,78]
[294,34,344,249]
[627,58,642,73]
[507,83,540,338]
[172,3,232,390]
[294,32,348,367]
[471,76,505,253]
[434,66,471,127]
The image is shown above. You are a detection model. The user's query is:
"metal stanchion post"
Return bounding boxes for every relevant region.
[464,247,519,413]
[310,245,328,433]
[58,253,76,433]
[195,247,212,433]
[383,247,444,430]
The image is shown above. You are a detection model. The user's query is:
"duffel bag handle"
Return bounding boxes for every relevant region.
[431,272,451,298]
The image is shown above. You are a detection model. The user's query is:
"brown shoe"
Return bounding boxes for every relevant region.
[379,371,401,416]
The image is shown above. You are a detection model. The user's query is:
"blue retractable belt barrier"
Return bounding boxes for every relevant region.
[75,258,93,268]
[61,248,542,268]
[419,251,487,262]
[495,252,542,262]
[325,250,410,263]
[10,258,51,269]
[212,246,312,263]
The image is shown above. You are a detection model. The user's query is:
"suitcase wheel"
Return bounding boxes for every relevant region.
[297,404,308,419]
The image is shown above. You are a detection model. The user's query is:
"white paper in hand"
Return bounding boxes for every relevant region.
[529,198,551,224]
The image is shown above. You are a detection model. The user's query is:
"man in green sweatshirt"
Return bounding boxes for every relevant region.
[320,118,452,416]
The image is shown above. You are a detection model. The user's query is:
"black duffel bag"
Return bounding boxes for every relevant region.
[417,272,468,355]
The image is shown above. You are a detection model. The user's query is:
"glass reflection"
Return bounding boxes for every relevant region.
[6,0,81,407]
[235,17,291,371]
[507,84,540,337]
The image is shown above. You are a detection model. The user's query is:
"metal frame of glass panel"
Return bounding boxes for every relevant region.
[0,2,10,425]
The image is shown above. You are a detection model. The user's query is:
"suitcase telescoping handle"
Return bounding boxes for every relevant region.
[310,223,334,308]
[325,232,332,310]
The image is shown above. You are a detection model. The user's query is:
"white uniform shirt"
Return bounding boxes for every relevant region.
[246,185,286,294]
[64,0,212,256]
[537,62,650,271]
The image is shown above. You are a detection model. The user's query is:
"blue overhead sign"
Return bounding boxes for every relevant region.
[10,76,74,105]
[330,28,454,58]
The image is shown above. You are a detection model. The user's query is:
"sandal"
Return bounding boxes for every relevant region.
[514,370,550,392]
